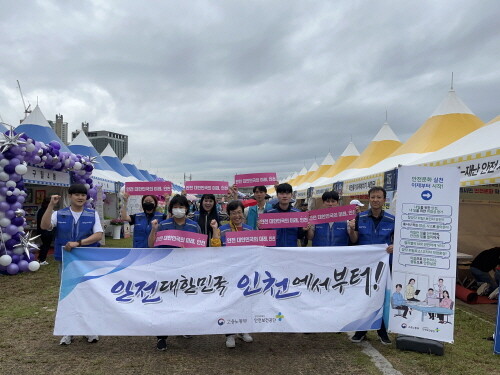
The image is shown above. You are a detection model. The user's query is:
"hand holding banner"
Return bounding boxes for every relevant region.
[125,181,173,196]
[234,173,278,187]
[154,230,208,248]
[185,181,229,195]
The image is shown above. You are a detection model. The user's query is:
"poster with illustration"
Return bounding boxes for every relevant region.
[388,166,460,343]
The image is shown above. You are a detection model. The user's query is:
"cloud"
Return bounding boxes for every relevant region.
[0,0,499,184]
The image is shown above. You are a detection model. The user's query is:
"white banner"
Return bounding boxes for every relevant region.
[24,165,70,186]
[54,245,389,336]
[389,166,460,343]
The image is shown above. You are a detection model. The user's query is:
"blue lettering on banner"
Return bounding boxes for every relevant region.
[237,271,301,299]
[110,275,228,303]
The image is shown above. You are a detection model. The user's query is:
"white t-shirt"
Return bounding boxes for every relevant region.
[50,208,103,234]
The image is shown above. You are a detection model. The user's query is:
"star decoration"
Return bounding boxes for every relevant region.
[14,231,41,259]
[0,127,27,153]
[86,156,99,166]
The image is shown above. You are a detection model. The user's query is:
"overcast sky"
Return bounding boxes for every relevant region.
[1,0,499,185]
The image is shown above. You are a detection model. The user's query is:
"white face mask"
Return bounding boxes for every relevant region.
[172,208,186,219]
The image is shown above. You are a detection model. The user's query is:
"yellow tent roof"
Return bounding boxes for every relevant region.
[288,168,307,187]
[354,89,485,178]
[296,153,335,190]
[292,161,319,189]
[311,142,360,187]
[331,122,402,181]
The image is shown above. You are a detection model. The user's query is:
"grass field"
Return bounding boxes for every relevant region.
[0,237,498,374]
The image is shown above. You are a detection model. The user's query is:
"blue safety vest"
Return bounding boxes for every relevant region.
[220,223,253,246]
[54,207,99,261]
[155,217,201,248]
[265,204,301,247]
[312,221,349,247]
[357,210,395,245]
[133,212,165,248]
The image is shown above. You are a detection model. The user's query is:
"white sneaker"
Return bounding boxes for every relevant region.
[59,335,72,345]
[225,335,236,348]
[488,287,499,300]
[40,261,49,266]
[237,333,253,343]
[86,335,99,343]
[477,283,489,296]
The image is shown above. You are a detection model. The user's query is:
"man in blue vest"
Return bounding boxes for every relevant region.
[348,186,394,345]
[245,185,273,230]
[306,191,349,246]
[41,183,103,346]
[264,183,305,247]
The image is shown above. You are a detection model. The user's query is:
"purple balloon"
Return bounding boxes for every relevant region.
[11,216,24,226]
[32,155,42,164]
[6,195,18,204]
[11,202,22,210]
[29,253,35,261]
[5,210,15,219]
[4,165,15,174]
[5,224,19,236]
[11,254,20,263]
[17,196,25,204]
[12,233,21,241]
[50,141,61,150]
[0,201,10,212]
[10,173,22,182]
[10,158,21,166]
[85,164,94,172]
[18,260,29,272]
[5,239,17,249]
[6,263,19,275]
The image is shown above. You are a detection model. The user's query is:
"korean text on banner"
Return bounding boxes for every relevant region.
[225,230,277,246]
[388,166,460,344]
[154,230,208,248]
[259,212,309,229]
[185,181,229,195]
[234,173,278,187]
[125,181,173,196]
[308,205,357,225]
[54,244,389,336]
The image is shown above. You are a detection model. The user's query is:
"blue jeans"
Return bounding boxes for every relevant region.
[470,267,500,294]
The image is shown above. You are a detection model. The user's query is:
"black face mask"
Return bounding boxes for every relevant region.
[142,202,155,212]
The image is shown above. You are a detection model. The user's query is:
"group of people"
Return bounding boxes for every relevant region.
[44,182,396,349]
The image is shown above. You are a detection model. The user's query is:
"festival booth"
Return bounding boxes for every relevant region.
[14,107,75,231]
[0,106,99,276]
[68,132,126,236]
[408,115,500,256]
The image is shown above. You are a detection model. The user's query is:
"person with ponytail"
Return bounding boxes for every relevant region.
[193,194,220,246]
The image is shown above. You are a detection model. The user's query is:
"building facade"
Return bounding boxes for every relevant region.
[71,122,128,159]
[48,114,69,145]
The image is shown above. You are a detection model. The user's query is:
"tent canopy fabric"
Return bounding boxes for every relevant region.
[101,144,137,181]
[295,153,335,191]
[16,105,71,153]
[121,153,148,181]
[311,142,360,188]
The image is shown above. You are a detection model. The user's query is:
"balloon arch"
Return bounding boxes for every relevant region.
[0,128,98,275]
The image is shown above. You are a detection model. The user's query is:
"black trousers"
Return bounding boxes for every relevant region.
[38,232,54,262]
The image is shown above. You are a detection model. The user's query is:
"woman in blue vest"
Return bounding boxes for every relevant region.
[192,194,220,246]
[307,191,349,246]
[40,183,103,346]
[210,200,254,348]
[348,186,394,346]
[121,192,167,248]
[148,194,202,351]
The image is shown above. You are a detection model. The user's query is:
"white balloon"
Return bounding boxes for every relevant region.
[26,143,35,152]
[84,184,90,190]
[0,195,4,202]
[6,191,12,196]
[78,170,86,175]
[15,164,28,175]
[13,247,25,255]
[0,172,9,182]
[73,162,82,170]
[1,233,11,241]
[0,254,12,266]
[0,159,9,167]
[0,218,11,227]
[6,181,16,188]
[28,261,40,272]
[0,211,5,219]
[13,188,20,196]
